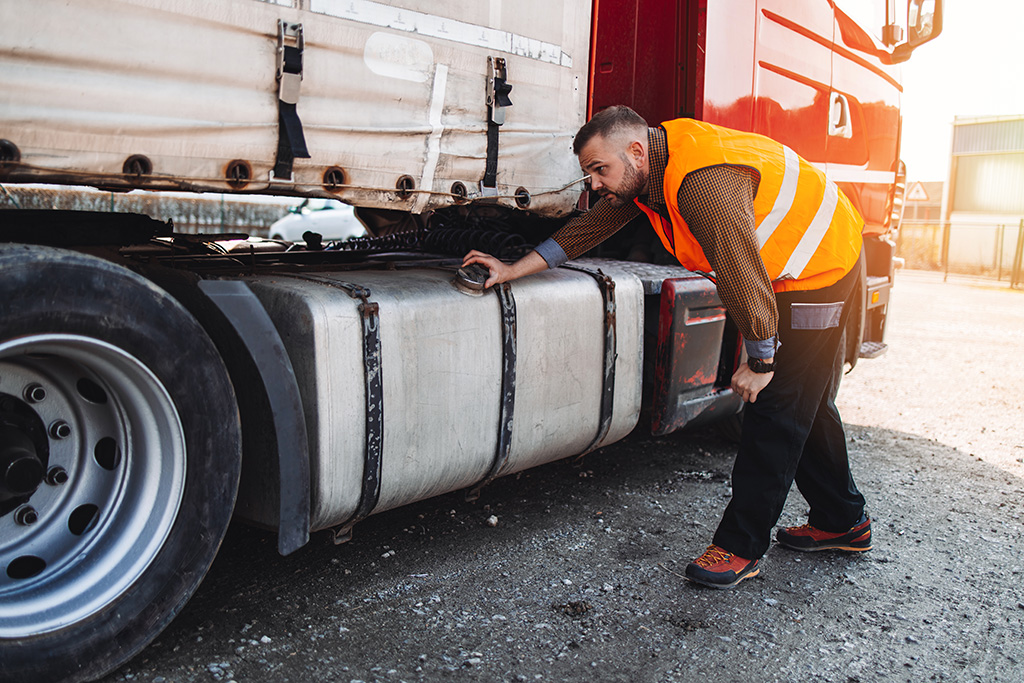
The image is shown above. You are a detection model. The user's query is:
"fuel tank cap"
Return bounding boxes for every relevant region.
[453,264,490,296]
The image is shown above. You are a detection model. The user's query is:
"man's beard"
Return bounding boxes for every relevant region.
[603,159,648,207]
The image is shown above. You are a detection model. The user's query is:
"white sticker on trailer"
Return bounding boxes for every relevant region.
[309,0,573,67]
[364,32,434,82]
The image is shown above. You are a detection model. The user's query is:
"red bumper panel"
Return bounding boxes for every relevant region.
[651,277,743,436]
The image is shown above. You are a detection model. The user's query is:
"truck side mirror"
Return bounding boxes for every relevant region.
[907,0,941,47]
[891,0,942,63]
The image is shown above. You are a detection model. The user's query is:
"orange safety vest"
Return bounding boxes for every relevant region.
[635,119,863,293]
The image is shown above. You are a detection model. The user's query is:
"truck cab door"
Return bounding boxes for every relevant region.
[747,0,835,165]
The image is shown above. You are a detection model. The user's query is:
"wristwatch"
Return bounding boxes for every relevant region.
[747,357,776,373]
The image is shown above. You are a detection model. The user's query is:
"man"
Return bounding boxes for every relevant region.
[463,105,871,589]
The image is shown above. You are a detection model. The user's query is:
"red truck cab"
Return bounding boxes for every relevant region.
[585,0,940,432]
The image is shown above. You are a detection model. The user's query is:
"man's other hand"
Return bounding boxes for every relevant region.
[731,362,774,403]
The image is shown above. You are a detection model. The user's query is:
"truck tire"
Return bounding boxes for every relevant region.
[0,244,242,683]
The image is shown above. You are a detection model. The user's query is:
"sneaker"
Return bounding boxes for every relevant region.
[776,514,872,552]
[685,545,760,589]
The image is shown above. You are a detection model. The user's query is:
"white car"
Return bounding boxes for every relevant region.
[268,199,367,243]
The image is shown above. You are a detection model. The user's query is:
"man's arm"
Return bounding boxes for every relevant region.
[462,197,641,286]
[677,165,778,403]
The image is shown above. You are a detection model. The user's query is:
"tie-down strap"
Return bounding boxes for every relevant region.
[275,20,311,180]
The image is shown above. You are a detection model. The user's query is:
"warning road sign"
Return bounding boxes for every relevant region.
[906,181,929,201]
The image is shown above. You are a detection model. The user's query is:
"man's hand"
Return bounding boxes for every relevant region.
[462,249,548,289]
[462,250,512,289]
[731,361,774,403]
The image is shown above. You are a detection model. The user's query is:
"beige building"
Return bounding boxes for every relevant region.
[941,115,1024,280]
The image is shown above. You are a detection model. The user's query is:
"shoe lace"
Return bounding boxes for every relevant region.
[694,545,731,568]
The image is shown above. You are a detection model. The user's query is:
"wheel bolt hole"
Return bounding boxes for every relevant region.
[7,555,46,580]
[23,383,46,403]
[14,505,38,526]
[94,437,121,471]
[68,504,99,536]
[49,420,71,440]
[77,377,108,404]
[46,466,68,486]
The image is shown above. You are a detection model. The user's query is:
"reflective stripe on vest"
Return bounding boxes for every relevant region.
[639,119,863,293]
[754,145,800,250]
[782,174,839,281]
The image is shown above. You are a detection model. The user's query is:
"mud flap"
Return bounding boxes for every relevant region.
[651,277,742,436]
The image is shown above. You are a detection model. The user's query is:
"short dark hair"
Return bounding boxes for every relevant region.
[573,105,648,155]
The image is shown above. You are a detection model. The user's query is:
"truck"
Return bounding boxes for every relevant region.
[0,1,940,680]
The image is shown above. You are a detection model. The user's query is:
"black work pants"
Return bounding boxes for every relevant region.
[712,253,867,560]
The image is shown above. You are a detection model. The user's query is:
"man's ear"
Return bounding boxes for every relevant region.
[627,139,645,168]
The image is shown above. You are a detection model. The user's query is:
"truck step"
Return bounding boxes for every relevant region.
[858,341,888,359]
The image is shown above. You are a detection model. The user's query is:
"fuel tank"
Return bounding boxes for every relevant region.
[236,262,644,532]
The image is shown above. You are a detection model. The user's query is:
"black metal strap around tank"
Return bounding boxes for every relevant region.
[281,274,383,544]
[561,264,617,456]
[274,21,311,180]
[467,282,517,501]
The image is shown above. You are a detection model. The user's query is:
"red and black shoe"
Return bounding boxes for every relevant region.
[776,514,872,552]
[684,545,760,589]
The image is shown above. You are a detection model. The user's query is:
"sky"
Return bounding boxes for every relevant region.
[899,0,1024,182]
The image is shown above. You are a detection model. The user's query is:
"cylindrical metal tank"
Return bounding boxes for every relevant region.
[236,262,644,532]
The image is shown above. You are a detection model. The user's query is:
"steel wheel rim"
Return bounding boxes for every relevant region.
[0,334,185,637]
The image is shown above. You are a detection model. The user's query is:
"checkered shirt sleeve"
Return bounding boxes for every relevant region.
[677,165,778,349]
[547,198,642,262]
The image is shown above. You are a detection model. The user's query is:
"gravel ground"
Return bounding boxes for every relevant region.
[101,269,1024,683]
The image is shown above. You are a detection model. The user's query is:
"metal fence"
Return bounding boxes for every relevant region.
[897,219,1024,288]
[1,186,292,237]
